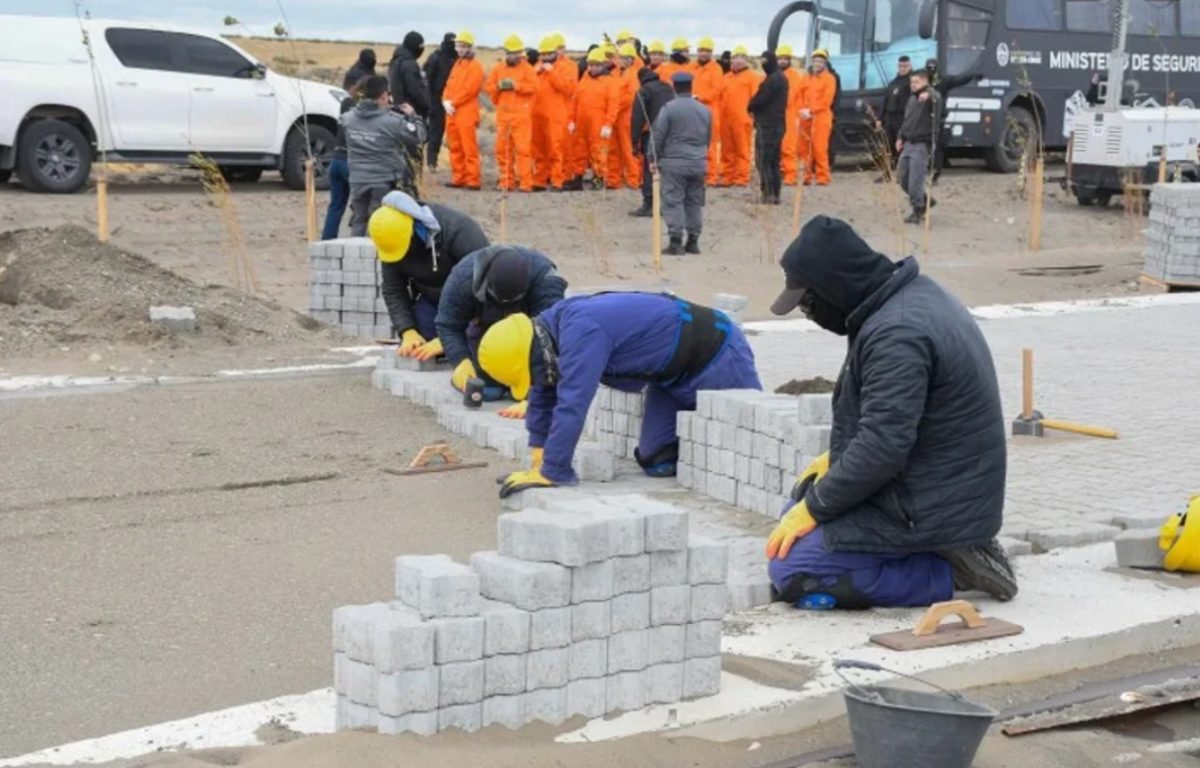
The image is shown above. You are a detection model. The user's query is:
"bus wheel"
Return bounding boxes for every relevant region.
[986,106,1036,174]
[1076,190,1113,208]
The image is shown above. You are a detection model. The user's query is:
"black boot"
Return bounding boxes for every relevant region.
[562,176,584,191]
[904,209,922,224]
[629,205,652,217]
[684,234,700,254]
[665,235,684,255]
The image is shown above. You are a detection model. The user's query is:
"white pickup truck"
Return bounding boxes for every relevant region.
[0,15,346,193]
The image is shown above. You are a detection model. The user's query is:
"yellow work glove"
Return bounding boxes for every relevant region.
[529,447,544,471]
[414,338,444,362]
[499,401,528,419]
[451,359,476,392]
[1162,495,1200,573]
[788,450,830,502]
[499,469,556,499]
[398,329,426,357]
[766,499,817,560]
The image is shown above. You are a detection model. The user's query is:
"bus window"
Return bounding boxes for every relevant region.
[1007,0,1064,31]
[1185,4,1200,37]
[1065,0,1112,33]
[817,0,868,88]
[864,0,933,90]
[945,2,991,77]
[1130,0,1177,36]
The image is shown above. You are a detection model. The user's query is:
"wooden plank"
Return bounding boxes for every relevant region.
[1140,273,1200,290]
[871,617,1024,651]
[383,461,489,477]
[1002,677,1200,736]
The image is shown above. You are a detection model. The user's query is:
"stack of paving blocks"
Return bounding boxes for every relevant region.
[1144,184,1200,285]
[309,237,392,340]
[676,390,833,518]
[333,496,728,734]
[584,387,646,461]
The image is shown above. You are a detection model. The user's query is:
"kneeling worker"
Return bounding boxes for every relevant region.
[765,216,1016,609]
[432,245,568,417]
[477,292,762,497]
[368,191,489,357]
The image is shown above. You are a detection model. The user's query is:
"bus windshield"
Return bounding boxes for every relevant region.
[817,0,936,90]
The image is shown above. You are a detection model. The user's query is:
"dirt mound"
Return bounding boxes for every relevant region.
[775,376,837,395]
[0,225,332,357]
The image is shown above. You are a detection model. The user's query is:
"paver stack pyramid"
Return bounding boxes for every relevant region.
[309,238,391,340]
[1144,184,1200,286]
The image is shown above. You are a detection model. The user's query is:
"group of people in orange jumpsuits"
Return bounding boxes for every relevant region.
[434,31,838,194]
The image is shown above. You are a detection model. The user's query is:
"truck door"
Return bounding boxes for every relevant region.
[171,33,277,153]
[102,28,192,150]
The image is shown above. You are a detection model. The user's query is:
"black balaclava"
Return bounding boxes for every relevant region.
[359,49,377,69]
[483,248,531,310]
[403,31,425,59]
[761,51,778,76]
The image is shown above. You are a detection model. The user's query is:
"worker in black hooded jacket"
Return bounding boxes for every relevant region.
[389,32,430,117]
[765,216,1015,609]
[343,48,377,91]
[423,33,458,170]
[629,67,675,217]
[748,50,788,205]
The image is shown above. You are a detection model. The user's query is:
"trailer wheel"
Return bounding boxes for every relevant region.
[986,106,1036,174]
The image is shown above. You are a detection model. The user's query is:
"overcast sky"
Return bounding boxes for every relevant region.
[7,0,808,53]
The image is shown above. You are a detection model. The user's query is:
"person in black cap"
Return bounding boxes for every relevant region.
[343,48,377,91]
[749,50,788,205]
[875,55,912,179]
[764,216,1016,610]
[652,71,712,255]
[630,66,676,217]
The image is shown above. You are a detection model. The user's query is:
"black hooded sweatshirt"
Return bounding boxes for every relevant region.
[782,216,1005,554]
[342,49,376,91]
[631,67,675,152]
[423,33,458,104]
[389,32,430,117]
[748,53,788,128]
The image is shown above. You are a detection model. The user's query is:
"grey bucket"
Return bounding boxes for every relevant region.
[836,660,996,768]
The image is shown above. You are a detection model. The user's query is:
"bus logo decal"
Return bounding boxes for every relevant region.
[997,43,1009,68]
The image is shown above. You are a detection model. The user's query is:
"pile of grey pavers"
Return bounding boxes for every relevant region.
[1144,184,1200,287]
[333,494,729,734]
[308,237,393,340]
[584,387,645,461]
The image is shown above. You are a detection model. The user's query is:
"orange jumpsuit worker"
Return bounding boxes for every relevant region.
[566,48,620,190]
[777,45,808,185]
[442,30,485,190]
[645,40,667,77]
[719,46,761,187]
[658,38,694,85]
[693,37,725,186]
[532,35,575,191]
[614,30,645,70]
[485,35,538,192]
[799,48,837,185]
[608,43,643,189]
[550,33,578,181]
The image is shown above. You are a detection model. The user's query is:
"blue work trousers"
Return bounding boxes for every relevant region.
[321,157,350,241]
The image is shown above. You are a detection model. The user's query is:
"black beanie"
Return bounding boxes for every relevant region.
[403,31,425,58]
[486,249,531,305]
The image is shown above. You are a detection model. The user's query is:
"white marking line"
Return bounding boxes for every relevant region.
[214,357,379,377]
[0,689,335,766]
[0,375,161,392]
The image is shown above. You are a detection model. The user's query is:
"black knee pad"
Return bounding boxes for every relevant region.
[635,440,679,470]
[776,573,873,611]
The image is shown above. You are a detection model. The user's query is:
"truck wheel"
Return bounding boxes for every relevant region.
[281,123,335,191]
[17,119,92,193]
[986,106,1036,174]
[0,170,11,184]
[220,166,264,183]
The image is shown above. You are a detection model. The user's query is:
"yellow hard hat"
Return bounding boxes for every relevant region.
[478,313,534,401]
[1163,496,1200,573]
[647,40,666,54]
[732,45,749,57]
[776,44,794,57]
[812,48,830,60]
[538,35,557,54]
[586,47,607,64]
[550,32,566,49]
[616,29,634,41]
[601,41,617,56]
[502,34,524,53]
[697,37,715,51]
[368,206,414,263]
[457,30,475,46]
[670,37,689,52]
[619,43,637,59]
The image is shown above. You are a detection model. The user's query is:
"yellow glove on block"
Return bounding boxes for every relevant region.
[529,447,544,471]
[451,359,477,392]
[499,469,555,499]
[414,338,444,362]
[802,451,830,481]
[766,500,817,560]
[398,329,426,357]
[499,401,528,419]
[1163,495,1200,573]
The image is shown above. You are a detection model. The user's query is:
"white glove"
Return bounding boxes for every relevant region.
[567,121,576,134]
[800,108,812,119]
[599,125,612,139]
[443,100,455,116]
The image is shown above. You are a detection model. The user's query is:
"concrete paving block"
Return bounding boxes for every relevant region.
[748,460,766,489]
[718,449,737,478]
[530,606,572,650]
[572,600,612,641]
[484,653,527,697]
[526,686,569,725]
[498,508,612,567]
[438,702,482,733]
[571,559,615,603]
[430,616,485,664]
[606,670,646,713]
[645,662,685,704]
[677,462,695,490]
[728,575,774,612]
[378,667,440,716]
[682,656,722,699]
[471,551,571,610]
[333,602,391,662]
[568,677,608,719]
[394,356,446,372]
[691,584,730,622]
[1115,530,1166,569]
[696,391,715,419]
[574,443,617,482]
[676,412,692,441]
[797,394,833,425]
[342,657,377,705]
[394,555,481,619]
[709,474,739,506]
[612,554,651,594]
[377,710,438,735]
[479,599,530,657]
[526,646,571,690]
[149,305,197,333]
[338,698,378,731]
[1111,511,1172,530]
[651,585,692,626]
[691,442,707,470]
[793,424,833,456]
[650,550,688,587]
[637,499,690,551]
[692,417,710,445]
[646,624,686,666]
[439,659,485,707]
[610,591,651,632]
[687,538,730,585]
[482,693,528,729]
[1027,524,1122,551]
[685,621,723,659]
[707,446,722,475]
[734,454,751,484]
[570,638,609,681]
[753,432,781,467]
[765,467,784,495]
[607,629,650,673]
[333,652,350,696]
[737,484,767,516]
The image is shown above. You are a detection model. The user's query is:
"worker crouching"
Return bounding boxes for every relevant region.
[478,293,762,497]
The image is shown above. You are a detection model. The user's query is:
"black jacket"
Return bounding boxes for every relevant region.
[631,69,675,154]
[435,246,568,365]
[342,49,376,91]
[380,203,489,335]
[424,35,458,104]
[899,86,941,146]
[748,68,788,129]
[333,96,354,161]
[881,73,911,127]
[388,33,430,117]
[792,222,1005,554]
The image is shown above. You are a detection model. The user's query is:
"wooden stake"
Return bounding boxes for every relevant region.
[651,171,662,271]
[96,175,109,243]
[1065,133,1074,187]
[1158,153,1168,184]
[791,164,805,237]
[1029,156,1045,252]
[304,159,317,242]
[1021,348,1034,420]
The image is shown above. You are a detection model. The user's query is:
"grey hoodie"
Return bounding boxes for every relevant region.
[341,101,428,186]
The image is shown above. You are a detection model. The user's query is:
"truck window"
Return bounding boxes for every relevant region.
[1065,0,1112,32]
[1006,0,1063,31]
[1130,0,1177,36]
[945,2,991,77]
[105,28,175,71]
[864,0,926,90]
[1185,4,1200,37]
[172,33,257,78]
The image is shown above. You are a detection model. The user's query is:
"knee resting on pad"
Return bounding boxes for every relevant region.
[635,441,679,478]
